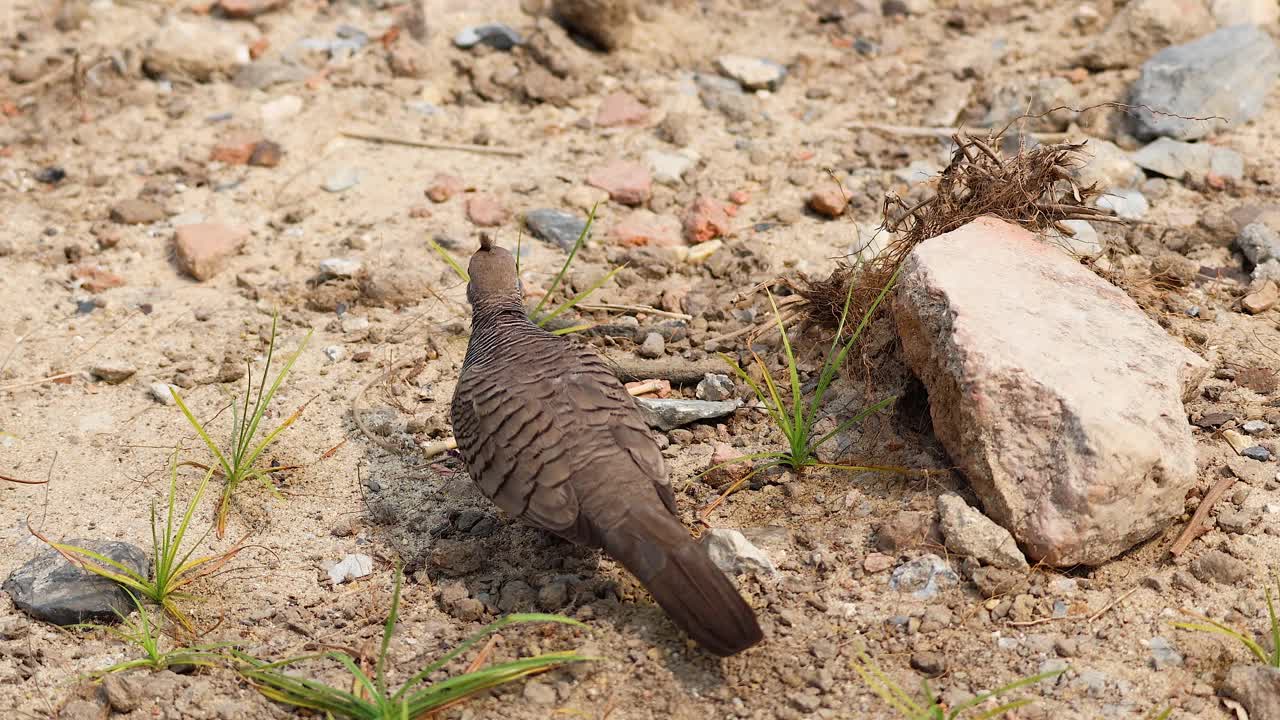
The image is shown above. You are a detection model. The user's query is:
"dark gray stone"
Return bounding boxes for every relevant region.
[454,24,523,51]
[1130,25,1280,140]
[4,540,147,625]
[524,209,588,252]
[1243,446,1274,462]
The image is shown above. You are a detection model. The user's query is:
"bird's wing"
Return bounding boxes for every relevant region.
[450,349,671,536]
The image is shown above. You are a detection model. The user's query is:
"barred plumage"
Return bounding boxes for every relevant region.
[449,239,762,657]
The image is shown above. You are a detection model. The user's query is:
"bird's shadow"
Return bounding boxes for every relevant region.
[363,453,734,689]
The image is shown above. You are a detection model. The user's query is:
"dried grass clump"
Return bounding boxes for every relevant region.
[799,132,1119,330]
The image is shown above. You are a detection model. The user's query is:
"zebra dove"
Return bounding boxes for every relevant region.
[450,236,762,656]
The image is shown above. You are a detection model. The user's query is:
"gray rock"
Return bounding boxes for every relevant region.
[635,397,741,431]
[454,23,523,51]
[1243,446,1274,461]
[498,580,536,612]
[1096,189,1149,220]
[696,73,754,122]
[524,209,588,252]
[537,581,570,611]
[1243,420,1271,435]
[715,54,787,91]
[1190,549,1249,584]
[1239,223,1280,265]
[4,540,147,625]
[1132,137,1245,180]
[1217,507,1259,534]
[982,77,1080,132]
[1073,139,1143,190]
[937,493,1029,570]
[696,373,735,402]
[322,167,360,193]
[637,332,665,359]
[102,674,142,713]
[1147,636,1183,669]
[889,554,959,600]
[232,59,309,90]
[1130,24,1280,140]
[1222,665,1280,720]
[704,528,778,578]
[971,566,1023,598]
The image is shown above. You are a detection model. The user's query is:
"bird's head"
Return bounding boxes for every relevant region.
[466,234,521,307]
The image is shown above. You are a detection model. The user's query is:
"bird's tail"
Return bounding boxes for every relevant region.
[600,505,762,657]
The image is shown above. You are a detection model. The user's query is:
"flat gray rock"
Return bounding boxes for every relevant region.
[1130,24,1280,140]
[4,540,147,625]
[524,209,588,252]
[635,397,741,431]
[895,217,1208,566]
[1132,137,1244,180]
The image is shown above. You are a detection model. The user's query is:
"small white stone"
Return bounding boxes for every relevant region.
[261,94,303,127]
[328,554,373,585]
[323,346,345,363]
[150,383,179,405]
[319,257,362,277]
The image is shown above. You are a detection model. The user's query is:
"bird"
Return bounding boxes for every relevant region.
[449,235,762,657]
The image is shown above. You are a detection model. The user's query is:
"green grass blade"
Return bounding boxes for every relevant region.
[968,699,1034,720]
[376,571,404,695]
[405,651,590,715]
[550,323,597,336]
[850,650,921,717]
[430,238,470,283]
[1267,583,1279,666]
[947,669,1064,715]
[236,330,310,477]
[750,349,794,441]
[1172,620,1270,665]
[171,390,233,477]
[764,290,805,440]
[393,614,584,702]
[537,264,624,327]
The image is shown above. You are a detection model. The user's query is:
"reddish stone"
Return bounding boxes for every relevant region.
[216,0,286,18]
[729,190,750,205]
[426,173,464,203]
[466,193,511,227]
[408,204,432,219]
[682,196,732,244]
[587,160,651,206]
[703,442,749,488]
[174,223,249,281]
[71,264,125,292]
[808,187,848,218]
[610,211,682,247]
[249,36,270,59]
[248,141,283,167]
[1243,281,1278,314]
[211,131,264,165]
[595,91,649,127]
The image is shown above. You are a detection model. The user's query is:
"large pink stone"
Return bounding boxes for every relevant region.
[894,217,1208,566]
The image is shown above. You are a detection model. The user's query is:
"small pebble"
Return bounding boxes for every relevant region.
[637,332,665,358]
[1242,420,1270,435]
[323,167,360,193]
[149,383,179,405]
[1243,446,1274,461]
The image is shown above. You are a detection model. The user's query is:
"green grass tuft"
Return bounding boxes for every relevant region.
[172,314,310,537]
[851,645,1065,719]
[1173,574,1280,667]
[72,591,232,675]
[232,570,592,719]
[700,264,908,516]
[31,454,246,631]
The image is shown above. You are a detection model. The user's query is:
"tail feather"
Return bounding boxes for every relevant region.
[601,507,762,657]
